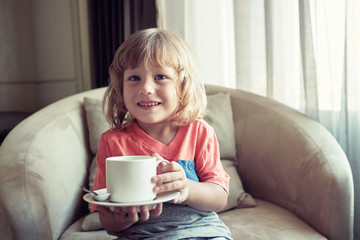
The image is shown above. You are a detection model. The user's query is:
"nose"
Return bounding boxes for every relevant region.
[139,78,155,95]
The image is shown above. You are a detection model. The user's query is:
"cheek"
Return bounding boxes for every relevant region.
[168,89,180,110]
[122,90,132,108]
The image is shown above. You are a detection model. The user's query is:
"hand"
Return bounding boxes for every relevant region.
[152,153,189,204]
[97,203,162,232]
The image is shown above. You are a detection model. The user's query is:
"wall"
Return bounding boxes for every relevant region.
[0,0,90,114]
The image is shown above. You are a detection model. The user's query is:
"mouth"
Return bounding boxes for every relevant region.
[137,101,161,107]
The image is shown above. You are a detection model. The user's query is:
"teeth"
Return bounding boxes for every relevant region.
[138,102,160,107]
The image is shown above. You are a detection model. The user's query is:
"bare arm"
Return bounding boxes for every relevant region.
[186,180,227,212]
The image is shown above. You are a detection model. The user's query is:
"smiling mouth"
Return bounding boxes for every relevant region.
[138,102,161,107]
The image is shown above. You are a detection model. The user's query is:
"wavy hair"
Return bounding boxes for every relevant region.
[104,28,207,130]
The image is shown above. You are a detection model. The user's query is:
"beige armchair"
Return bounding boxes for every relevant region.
[0,85,353,239]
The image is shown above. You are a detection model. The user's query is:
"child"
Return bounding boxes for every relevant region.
[93,28,232,239]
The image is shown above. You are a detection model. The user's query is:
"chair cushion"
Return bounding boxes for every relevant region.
[83,97,109,155]
[219,199,326,240]
[204,92,236,160]
[59,214,112,240]
[61,199,325,240]
[220,160,256,212]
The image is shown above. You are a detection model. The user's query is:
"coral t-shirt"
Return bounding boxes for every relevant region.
[92,119,229,211]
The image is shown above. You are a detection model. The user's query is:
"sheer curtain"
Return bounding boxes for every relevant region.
[157,0,359,238]
[157,0,237,88]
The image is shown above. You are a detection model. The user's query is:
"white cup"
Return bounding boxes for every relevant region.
[106,155,168,203]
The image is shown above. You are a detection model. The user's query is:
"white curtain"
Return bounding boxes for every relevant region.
[157,0,360,238]
[157,0,237,88]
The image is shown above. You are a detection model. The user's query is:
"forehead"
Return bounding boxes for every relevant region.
[124,48,179,70]
[124,60,178,76]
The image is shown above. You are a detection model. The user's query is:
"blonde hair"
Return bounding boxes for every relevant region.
[104,28,207,130]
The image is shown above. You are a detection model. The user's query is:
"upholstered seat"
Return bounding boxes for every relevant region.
[0,85,353,239]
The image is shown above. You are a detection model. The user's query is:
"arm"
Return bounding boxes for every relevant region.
[186,180,228,212]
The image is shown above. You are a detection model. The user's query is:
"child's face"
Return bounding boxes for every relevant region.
[123,60,179,128]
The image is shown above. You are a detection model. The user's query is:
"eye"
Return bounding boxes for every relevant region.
[154,74,167,80]
[128,75,140,81]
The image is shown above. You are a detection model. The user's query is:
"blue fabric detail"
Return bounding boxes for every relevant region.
[177,159,199,182]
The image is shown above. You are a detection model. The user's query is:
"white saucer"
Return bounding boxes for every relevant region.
[83,188,180,212]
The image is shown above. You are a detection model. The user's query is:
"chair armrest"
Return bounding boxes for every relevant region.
[229,89,353,240]
[0,93,93,239]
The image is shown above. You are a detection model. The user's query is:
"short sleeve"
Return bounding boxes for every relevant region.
[194,123,230,194]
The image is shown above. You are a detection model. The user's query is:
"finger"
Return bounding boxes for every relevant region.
[97,205,113,218]
[139,206,150,222]
[157,161,181,174]
[113,207,126,219]
[113,207,127,223]
[155,161,169,176]
[154,178,188,194]
[126,206,139,224]
[154,169,186,184]
[150,203,163,217]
